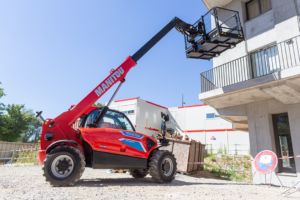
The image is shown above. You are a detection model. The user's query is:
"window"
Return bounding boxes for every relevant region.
[206,113,219,119]
[121,110,134,115]
[121,104,135,115]
[246,0,272,20]
[250,45,280,78]
[83,109,134,131]
[272,113,296,173]
[128,110,134,114]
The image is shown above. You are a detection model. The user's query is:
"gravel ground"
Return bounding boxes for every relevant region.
[0,166,291,200]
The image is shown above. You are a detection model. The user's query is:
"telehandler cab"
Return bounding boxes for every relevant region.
[38,8,244,186]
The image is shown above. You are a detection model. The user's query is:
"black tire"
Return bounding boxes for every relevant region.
[129,169,148,178]
[149,150,177,183]
[42,146,85,187]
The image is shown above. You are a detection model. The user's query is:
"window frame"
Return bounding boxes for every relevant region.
[246,0,272,21]
[249,44,280,78]
[206,113,219,119]
[272,113,296,173]
[80,108,135,132]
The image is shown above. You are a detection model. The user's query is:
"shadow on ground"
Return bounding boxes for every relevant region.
[74,176,251,188]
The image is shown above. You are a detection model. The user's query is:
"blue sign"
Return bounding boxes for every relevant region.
[120,131,144,139]
[119,139,146,152]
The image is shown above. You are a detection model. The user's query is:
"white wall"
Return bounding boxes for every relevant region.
[169,104,250,155]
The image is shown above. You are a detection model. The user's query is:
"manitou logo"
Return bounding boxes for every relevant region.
[94,67,124,96]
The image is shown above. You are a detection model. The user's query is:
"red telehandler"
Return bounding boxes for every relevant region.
[37,10,244,186]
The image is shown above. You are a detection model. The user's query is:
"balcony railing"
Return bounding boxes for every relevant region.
[200,35,300,93]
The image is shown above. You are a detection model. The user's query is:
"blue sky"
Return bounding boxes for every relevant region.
[0,0,212,119]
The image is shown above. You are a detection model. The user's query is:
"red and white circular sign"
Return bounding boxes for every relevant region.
[254,150,278,174]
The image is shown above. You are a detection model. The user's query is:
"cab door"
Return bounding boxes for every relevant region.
[80,109,147,169]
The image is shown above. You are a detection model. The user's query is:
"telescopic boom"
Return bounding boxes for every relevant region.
[54,17,200,126]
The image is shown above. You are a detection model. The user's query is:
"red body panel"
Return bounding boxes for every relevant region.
[79,127,157,159]
[38,56,142,165]
[40,118,85,156]
[38,150,46,165]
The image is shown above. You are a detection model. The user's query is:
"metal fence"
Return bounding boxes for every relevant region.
[205,143,250,156]
[0,148,40,165]
[216,154,245,172]
[201,35,300,93]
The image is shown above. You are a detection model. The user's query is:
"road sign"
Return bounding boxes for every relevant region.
[254,150,278,174]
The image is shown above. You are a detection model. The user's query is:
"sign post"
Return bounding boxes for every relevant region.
[249,150,282,187]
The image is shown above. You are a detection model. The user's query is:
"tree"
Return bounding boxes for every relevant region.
[0,81,5,113]
[93,102,104,107]
[0,105,35,142]
[18,114,43,143]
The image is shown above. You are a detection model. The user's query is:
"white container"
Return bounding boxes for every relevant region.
[108,98,180,140]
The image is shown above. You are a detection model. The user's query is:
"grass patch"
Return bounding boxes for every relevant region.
[15,150,37,164]
[204,154,252,182]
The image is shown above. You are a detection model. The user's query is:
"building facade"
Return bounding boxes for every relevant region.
[168,104,250,155]
[200,0,300,186]
[108,98,250,155]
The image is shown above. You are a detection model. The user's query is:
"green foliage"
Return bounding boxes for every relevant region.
[14,147,39,164]
[0,105,35,142]
[18,116,43,143]
[209,144,213,155]
[204,154,253,183]
[0,81,5,113]
[93,102,104,107]
[223,144,227,154]
[217,143,223,154]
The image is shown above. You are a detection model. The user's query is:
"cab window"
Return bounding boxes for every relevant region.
[83,109,134,131]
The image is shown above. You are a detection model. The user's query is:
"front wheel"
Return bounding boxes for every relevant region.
[149,150,177,183]
[42,146,85,187]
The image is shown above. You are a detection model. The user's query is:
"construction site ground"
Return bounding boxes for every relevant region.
[0,166,290,200]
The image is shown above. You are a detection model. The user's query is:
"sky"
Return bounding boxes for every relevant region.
[0,0,212,119]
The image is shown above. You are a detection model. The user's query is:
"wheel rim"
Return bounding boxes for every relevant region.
[51,155,74,178]
[161,157,173,177]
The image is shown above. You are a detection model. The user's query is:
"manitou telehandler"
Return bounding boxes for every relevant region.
[37,7,244,186]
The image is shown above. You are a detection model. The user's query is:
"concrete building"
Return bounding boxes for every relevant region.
[199,0,300,186]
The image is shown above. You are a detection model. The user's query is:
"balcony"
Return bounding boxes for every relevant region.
[199,35,300,109]
[202,0,234,10]
[201,35,300,92]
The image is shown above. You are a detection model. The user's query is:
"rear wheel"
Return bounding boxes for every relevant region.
[129,169,148,178]
[42,146,85,187]
[149,150,177,183]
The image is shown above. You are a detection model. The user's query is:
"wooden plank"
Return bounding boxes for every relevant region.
[173,142,190,172]
[197,143,202,171]
[199,144,206,170]
[188,143,196,172]
[157,137,192,144]
[193,143,200,171]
